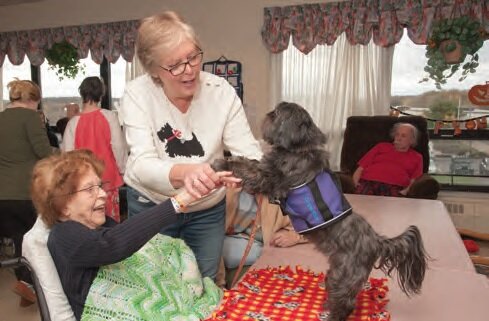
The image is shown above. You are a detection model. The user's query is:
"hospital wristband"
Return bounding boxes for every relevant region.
[170,196,186,213]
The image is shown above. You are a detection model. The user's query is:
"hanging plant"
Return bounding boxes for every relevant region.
[419,16,486,90]
[45,40,85,80]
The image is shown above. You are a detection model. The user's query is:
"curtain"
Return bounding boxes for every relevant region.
[125,55,145,82]
[0,65,3,112]
[262,0,489,54]
[0,20,139,67]
[111,55,145,125]
[271,34,394,170]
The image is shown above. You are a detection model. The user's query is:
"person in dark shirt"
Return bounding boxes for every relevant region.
[38,110,59,148]
[56,103,80,137]
[30,149,238,320]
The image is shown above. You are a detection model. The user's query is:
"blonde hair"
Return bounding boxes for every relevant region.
[7,78,41,103]
[136,11,201,74]
[31,150,104,227]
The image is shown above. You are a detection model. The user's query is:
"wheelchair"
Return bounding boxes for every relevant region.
[0,256,51,321]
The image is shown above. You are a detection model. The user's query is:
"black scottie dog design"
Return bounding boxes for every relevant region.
[157,123,204,158]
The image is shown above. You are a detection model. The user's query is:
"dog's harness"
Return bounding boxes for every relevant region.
[275,170,352,234]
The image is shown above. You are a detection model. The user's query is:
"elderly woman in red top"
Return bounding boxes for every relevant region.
[353,123,423,197]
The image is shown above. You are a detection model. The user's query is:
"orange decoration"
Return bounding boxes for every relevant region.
[477,117,487,129]
[468,82,489,106]
[465,119,477,130]
[434,121,444,134]
[452,121,462,136]
[389,109,400,117]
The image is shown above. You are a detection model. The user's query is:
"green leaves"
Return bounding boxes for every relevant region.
[443,40,457,53]
[420,17,484,90]
[45,41,85,80]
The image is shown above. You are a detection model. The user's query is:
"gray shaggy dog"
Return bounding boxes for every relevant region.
[212,102,428,321]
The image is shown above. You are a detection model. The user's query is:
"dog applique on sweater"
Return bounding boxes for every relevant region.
[157,123,205,158]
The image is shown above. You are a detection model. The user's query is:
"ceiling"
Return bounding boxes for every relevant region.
[0,0,44,6]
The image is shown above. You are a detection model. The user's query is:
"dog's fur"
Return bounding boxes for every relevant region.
[212,102,428,321]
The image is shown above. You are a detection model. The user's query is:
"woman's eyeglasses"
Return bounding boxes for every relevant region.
[159,51,204,76]
[50,181,111,199]
[72,181,111,197]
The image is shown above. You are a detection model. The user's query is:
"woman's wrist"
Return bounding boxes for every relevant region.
[170,196,185,213]
[170,190,195,213]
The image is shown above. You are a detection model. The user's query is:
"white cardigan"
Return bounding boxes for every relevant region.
[119,72,262,212]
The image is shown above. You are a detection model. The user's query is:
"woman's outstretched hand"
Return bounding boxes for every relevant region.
[182,163,241,198]
[174,170,241,212]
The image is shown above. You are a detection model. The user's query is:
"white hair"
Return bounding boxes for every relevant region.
[390,122,419,147]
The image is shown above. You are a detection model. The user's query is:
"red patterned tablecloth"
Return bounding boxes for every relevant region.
[205,266,390,321]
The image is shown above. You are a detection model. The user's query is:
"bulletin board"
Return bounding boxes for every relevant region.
[202,56,243,101]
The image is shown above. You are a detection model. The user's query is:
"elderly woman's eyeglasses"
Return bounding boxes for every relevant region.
[159,51,204,76]
[73,181,111,196]
[51,181,111,199]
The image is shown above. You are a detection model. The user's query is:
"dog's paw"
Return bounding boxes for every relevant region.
[211,158,230,171]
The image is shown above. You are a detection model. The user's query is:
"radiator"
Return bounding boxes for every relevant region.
[438,191,489,233]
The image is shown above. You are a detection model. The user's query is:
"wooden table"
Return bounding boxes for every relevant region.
[252,194,489,321]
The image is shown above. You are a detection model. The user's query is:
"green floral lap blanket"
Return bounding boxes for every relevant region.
[81,234,223,321]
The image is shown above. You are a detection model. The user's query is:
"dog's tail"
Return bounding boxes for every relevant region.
[377,226,428,296]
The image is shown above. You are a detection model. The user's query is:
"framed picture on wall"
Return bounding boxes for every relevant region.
[203,64,214,74]
[227,63,239,75]
[215,63,227,75]
[227,76,238,87]
[202,56,244,101]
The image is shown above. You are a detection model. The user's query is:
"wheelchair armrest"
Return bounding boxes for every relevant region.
[336,172,356,194]
[0,257,26,269]
[406,174,440,200]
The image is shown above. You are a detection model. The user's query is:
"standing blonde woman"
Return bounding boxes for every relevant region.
[61,76,127,222]
[0,79,51,306]
[120,11,262,279]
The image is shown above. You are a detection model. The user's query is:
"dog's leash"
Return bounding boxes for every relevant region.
[230,195,263,288]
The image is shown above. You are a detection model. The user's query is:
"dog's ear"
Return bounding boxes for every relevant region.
[264,102,326,149]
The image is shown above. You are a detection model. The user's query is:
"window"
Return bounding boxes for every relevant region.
[40,56,100,126]
[110,57,127,109]
[391,34,489,191]
[2,54,127,126]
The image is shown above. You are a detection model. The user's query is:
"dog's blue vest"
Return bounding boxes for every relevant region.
[277,170,352,234]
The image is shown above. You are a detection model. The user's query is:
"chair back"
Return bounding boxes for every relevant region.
[340,116,430,174]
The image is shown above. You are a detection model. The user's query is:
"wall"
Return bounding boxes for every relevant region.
[0,0,335,135]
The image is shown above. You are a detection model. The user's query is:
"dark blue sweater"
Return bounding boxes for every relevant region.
[48,200,177,320]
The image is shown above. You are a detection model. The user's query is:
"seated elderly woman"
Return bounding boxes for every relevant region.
[30,150,237,321]
[353,122,423,197]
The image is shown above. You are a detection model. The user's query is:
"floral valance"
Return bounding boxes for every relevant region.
[0,19,139,67]
[262,0,489,54]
